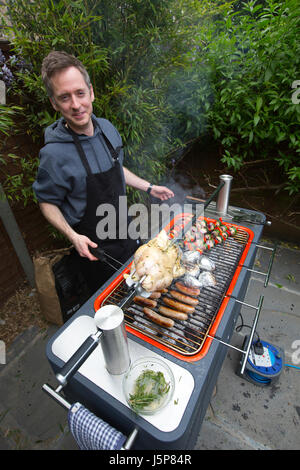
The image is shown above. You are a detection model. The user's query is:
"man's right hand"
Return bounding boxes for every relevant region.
[39,203,100,261]
[71,233,99,261]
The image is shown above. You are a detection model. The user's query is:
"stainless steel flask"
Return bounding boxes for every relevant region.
[56,305,131,386]
[95,305,131,375]
[216,174,233,216]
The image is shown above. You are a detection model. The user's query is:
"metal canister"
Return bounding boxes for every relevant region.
[216,174,233,216]
[95,305,131,375]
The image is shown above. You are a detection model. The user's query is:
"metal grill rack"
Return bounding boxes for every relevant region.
[100,228,249,357]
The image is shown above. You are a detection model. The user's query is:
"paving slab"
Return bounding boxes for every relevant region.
[196,242,300,450]
[0,242,299,450]
[196,329,300,450]
[0,326,76,450]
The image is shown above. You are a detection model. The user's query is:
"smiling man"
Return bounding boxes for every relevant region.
[33,51,174,294]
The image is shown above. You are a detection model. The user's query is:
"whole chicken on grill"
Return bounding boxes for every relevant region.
[129,230,185,292]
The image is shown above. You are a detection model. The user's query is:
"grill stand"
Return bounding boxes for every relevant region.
[44,204,276,449]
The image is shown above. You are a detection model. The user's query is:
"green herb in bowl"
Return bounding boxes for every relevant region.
[129,369,170,413]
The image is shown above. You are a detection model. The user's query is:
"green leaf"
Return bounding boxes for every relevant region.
[256,96,263,113]
[253,114,260,127]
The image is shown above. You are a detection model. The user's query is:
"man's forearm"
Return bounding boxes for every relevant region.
[39,202,77,244]
[123,167,150,192]
[123,166,174,201]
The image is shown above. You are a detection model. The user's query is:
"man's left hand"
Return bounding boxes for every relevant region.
[150,185,174,201]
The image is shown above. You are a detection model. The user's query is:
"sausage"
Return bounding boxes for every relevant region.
[133,296,157,308]
[175,281,200,297]
[162,296,195,314]
[156,288,168,293]
[158,306,188,321]
[143,307,174,328]
[169,289,199,306]
[149,292,161,299]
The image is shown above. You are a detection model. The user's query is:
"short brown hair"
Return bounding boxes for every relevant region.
[41,51,91,97]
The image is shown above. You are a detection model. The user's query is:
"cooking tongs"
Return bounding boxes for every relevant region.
[89,246,125,271]
[89,246,151,308]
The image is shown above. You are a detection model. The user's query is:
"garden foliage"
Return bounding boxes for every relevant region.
[1,0,299,205]
[197,0,300,195]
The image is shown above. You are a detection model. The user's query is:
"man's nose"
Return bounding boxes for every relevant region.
[70,94,80,108]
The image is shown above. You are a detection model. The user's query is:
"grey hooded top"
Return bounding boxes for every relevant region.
[32,115,125,226]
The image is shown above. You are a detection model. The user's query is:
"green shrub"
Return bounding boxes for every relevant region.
[194,0,300,194]
[1,0,217,204]
[1,0,299,206]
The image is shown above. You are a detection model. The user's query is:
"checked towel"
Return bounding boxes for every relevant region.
[68,402,126,450]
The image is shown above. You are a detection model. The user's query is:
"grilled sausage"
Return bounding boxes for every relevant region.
[143,307,174,328]
[149,291,161,299]
[156,288,168,293]
[162,296,195,314]
[175,281,200,297]
[133,296,157,308]
[169,289,199,306]
[158,306,188,321]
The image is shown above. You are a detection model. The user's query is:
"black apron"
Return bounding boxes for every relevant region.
[66,119,138,293]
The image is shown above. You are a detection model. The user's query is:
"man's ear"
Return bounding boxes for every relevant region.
[49,97,58,111]
[90,85,95,102]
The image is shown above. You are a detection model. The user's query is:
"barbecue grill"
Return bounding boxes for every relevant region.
[94,215,253,362]
[44,192,276,450]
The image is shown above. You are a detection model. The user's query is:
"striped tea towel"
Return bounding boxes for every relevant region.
[68,402,126,450]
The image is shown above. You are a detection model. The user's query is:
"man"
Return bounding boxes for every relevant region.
[33,51,174,293]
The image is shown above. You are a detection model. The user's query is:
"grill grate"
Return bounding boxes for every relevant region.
[99,227,249,357]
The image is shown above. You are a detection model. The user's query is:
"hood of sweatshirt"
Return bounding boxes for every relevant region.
[44,114,102,144]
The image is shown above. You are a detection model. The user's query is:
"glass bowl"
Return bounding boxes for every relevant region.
[123,357,175,415]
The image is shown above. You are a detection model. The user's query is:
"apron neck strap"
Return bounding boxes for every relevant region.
[92,117,123,163]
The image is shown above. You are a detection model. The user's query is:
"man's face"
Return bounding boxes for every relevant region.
[49,66,95,135]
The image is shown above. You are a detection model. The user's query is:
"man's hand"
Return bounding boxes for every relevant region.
[123,167,174,201]
[70,233,99,261]
[149,185,174,201]
[39,202,99,261]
